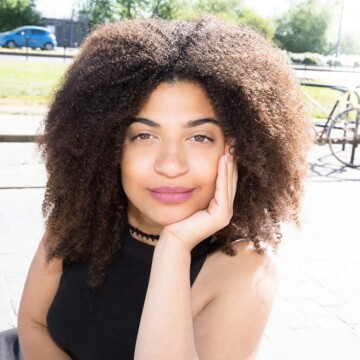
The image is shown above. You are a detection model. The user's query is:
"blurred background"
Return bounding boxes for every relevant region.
[0,1,360,359]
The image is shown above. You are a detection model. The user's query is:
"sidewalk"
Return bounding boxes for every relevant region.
[0,112,360,359]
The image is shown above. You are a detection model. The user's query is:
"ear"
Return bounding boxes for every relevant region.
[225,138,236,155]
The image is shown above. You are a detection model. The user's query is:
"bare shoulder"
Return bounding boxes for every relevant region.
[209,240,278,296]
[193,241,278,359]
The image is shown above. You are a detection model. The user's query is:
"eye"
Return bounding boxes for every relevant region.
[191,135,214,143]
[129,133,154,141]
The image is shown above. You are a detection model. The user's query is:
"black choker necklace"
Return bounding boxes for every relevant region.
[128,224,160,241]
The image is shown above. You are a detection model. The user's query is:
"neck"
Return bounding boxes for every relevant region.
[128,224,160,246]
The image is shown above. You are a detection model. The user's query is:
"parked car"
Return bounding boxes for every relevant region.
[0,25,57,50]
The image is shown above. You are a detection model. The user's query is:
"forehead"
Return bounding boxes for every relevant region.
[135,81,218,123]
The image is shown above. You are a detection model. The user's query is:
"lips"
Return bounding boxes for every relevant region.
[148,186,194,204]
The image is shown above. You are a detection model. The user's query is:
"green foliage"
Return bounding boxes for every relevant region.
[274,0,330,54]
[289,52,322,66]
[191,0,239,24]
[173,1,199,21]
[81,0,180,27]
[302,57,317,65]
[79,0,276,39]
[0,0,42,31]
[179,0,275,39]
[196,0,241,16]
[237,8,275,40]
[116,0,149,19]
[151,0,180,19]
[80,0,116,28]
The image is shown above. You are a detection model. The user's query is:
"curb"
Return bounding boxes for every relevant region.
[0,135,41,142]
[0,50,74,59]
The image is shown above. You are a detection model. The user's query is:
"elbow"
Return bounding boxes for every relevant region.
[17,312,47,340]
[17,311,27,337]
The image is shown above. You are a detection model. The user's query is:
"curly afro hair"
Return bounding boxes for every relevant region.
[38,14,313,288]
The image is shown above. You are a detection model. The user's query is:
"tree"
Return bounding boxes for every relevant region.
[151,0,180,19]
[116,0,149,19]
[0,0,42,31]
[194,0,242,24]
[185,0,275,39]
[340,33,360,55]
[79,0,275,39]
[80,0,180,28]
[274,0,330,53]
[80,0,116,29]
[237,8,275,40]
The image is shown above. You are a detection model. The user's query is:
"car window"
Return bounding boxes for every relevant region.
[31,29,46,35]
[15,30,30,36]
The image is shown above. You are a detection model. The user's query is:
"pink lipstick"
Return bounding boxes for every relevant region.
[149,186,194,204]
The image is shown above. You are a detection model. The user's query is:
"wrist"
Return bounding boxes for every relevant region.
[155,230,192,257]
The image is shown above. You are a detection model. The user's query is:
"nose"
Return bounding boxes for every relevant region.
[154,142,189,178]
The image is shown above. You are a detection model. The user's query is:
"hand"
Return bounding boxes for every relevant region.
[159,143,238,253]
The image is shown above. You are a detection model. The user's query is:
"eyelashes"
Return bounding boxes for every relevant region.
[129,133,215,143]
[129,133,152,141]
[191,135,214,143]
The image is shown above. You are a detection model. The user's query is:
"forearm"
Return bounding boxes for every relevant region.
[134,236,199,360]
[18,322,71,360]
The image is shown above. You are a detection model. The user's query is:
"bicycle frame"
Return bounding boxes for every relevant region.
[301,82,360,144]
[301,82,360,167]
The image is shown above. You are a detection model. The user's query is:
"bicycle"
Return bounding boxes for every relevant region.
[301,82,360,168]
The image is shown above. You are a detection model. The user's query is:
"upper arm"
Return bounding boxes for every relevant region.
[18,230,63,329]
[193,242,278,360]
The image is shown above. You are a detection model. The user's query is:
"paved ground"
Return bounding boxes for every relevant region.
[0,111,360,359]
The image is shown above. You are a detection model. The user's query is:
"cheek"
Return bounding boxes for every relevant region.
[120,151,139,190]
[192,153,220,187]
[121,146,149,175]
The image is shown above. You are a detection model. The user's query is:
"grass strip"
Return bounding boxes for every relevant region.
[0,61,68,106]
[0,61,355,120]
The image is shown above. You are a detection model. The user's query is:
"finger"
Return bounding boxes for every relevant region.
[232,158,238,204]
[225,143,237,206]
[224,141,237,206]
[227,154,233,206]
[224,143,234,205]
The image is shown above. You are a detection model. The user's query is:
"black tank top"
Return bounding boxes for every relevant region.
[47,232,216,360]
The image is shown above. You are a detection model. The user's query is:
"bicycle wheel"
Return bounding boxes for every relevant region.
[327,107,360,167]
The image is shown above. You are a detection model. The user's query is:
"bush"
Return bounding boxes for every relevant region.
[302,57,318,65]
[327,60,342,67]
[288,52,360,68]
[291,57,303,64]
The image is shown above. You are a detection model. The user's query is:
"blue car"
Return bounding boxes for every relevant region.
[0,25,57,50]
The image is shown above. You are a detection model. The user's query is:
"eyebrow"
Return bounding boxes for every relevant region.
[130,117,220,128]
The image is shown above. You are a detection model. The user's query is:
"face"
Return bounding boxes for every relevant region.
[120,81,227,235]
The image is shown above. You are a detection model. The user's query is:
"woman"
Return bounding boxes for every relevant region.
[15,14,312,360]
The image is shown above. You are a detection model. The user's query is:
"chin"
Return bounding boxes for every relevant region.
[150,214,190,227]
[146,205,205,227]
